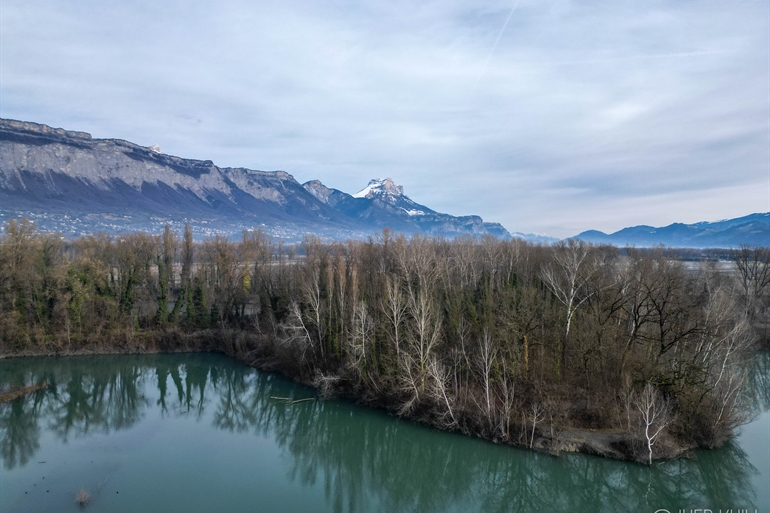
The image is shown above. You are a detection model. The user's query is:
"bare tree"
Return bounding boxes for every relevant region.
[427,355,457,427]
[332,251,349,347]
[301,266,325,359]
[348,300,373,375]
[540,239,597,376]
[700,318,754,439]
[201,236,242,327]
[541,394,569,446]
[383,276,407,357]
[529,401,545,449]
[731,245,770,336]
[477,327,497,421]
[620,374,634,431]
[280,301,314,364]
[634,383,671,465]
[448,316,472,398]
[709,369,748,438]
[406,282,442,393]
[496,359,517,441]
[3,218,37,275]
[397,352,421,415]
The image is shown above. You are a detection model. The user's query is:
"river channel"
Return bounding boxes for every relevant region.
[1,352,768,512]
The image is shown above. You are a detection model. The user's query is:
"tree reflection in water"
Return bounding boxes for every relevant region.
[1,352,767,512]
[744,350,770,414]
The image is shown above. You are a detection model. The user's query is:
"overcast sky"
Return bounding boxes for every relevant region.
[1,0,768,237]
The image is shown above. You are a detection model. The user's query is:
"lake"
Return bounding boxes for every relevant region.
[1,352,768,513]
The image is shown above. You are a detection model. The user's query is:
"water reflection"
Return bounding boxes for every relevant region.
[1,352,767,512]
[745,350,770,413]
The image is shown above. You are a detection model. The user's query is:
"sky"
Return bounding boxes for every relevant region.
[1,0,768,237]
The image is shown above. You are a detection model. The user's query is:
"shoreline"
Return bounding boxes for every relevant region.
[0,330,698,464]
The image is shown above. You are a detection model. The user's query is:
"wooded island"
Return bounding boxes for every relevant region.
[1,219,767,463]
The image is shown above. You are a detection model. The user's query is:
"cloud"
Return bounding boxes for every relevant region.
[1,0,768,237]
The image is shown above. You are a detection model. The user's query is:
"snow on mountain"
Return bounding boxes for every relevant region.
[304,177,510,238]
[353,178,404,199]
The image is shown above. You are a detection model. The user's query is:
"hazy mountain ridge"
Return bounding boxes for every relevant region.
[510,232,561,244]
[574,213,769,247]
[0,118,510,239]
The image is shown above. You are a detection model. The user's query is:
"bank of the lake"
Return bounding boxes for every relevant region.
[1,352,768,513]
[0,331,696,463]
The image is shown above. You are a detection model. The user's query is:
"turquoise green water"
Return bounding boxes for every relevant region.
[1,352,768,513]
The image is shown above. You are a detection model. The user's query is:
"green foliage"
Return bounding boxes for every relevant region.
[193,281,210,329]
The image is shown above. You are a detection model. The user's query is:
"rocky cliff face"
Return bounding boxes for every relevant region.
[0,119,358,236]
[0,118,511,239]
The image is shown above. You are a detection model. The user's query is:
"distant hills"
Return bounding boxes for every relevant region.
[573,213,770,248]
[0,118,509,240]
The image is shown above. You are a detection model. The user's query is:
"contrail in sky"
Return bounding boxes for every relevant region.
[520,50,719,67]
[475,0,521,90]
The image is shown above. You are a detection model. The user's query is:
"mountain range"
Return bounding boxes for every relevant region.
[573,213,769,248]
[1,118,766,247]
[0,118,509,240]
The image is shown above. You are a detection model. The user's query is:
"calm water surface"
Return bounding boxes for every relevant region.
[1,352,768,513]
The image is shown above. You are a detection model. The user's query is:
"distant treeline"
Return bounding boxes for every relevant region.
[1,219,768,462]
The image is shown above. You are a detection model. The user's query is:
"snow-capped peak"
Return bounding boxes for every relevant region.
[353,178,404,199]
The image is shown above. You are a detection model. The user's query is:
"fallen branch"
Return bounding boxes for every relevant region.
[269,396,315,404]
[0,382,48,404]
